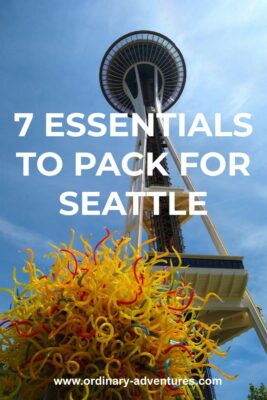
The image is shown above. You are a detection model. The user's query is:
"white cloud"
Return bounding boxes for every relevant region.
[0,216,50,251]
[185,0,267,37]
[238,226,267,252]
[225,82,255,117]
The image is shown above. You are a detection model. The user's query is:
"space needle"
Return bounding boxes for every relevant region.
[100,30,186,253]
[100,30,267,399]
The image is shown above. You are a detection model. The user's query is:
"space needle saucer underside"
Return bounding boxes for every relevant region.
[100,30,186,114]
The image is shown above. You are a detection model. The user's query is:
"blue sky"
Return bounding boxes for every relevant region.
[0,0,266,398]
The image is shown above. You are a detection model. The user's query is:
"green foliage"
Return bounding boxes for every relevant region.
[248,383,267,400]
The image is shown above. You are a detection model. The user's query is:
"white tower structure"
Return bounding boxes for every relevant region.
[100,30,267,360]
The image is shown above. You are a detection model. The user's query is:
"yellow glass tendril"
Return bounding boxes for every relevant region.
[0,230,236,400]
